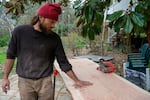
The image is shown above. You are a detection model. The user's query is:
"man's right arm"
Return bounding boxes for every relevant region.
[2,59,15,93]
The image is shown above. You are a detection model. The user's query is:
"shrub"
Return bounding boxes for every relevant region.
[0,35,9,47]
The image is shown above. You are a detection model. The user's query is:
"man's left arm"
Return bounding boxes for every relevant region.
[55,36,92,88]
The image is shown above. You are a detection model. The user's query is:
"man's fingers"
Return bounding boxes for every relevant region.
[2,79,10,93]
[7,85,10,90]
[2,81,10,94]
[2,86,7,93]
[73,80,93,89]
[82,81,93,86]
[73,84,81,89]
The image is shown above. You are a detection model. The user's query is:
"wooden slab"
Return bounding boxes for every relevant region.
[55,58,150,100]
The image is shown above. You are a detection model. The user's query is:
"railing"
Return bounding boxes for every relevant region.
[123,62,150,91]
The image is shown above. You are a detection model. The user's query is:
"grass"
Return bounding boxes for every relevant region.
[0,71,4,79]
[0,47,6,79]
[0,52,6,64]
[0,47,6,67]
[0,47,17,79]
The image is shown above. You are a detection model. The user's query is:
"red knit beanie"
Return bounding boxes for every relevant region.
[37,3,62,21]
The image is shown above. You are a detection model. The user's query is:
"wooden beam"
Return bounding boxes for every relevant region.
[55,58,150,100]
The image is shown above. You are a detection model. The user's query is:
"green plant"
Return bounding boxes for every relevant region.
[0,35,9,47]
[73,0,108,40]
[0,49,17,78]
[0,52,6,64]
[0,71,4,79]
[105,45,112,51]
[118,44,127,53]
[0,48,6,79]
[61,32,89,56]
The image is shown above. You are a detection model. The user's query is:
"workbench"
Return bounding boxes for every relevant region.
[55,58,150,100]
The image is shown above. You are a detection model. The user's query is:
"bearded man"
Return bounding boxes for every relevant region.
[2,3,92,100]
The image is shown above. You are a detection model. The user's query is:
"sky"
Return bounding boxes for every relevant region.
[0,0,9,2]
[1,0,76,1]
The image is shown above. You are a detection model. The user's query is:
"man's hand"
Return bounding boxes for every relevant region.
[2,78,10,94]
[74,80,93,88]
[66,70,93,88]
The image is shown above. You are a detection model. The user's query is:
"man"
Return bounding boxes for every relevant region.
[2,3,92,100]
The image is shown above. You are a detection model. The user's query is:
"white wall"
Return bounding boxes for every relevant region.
[108,0,131,14]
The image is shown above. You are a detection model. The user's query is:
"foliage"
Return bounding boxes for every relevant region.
[0,47,7,74]
[73,0,150,46]
[1,0,76,36]
[54,23,68,36]
[0,52,6,64]
[105,44,112,51]
[0,71,4,79]
[63,32,89,49]
[15,3,41,25]
[0,35,10,47]
[1,0,150,46]
[1,0,70,16]
[0,47,16,78]
[73,0,111,40]
[0,1,15,36]
[107,8,145,34]
[135,0,150,22]
[52,5,77,36]
[107,0,150,45]
[61,32,89,56]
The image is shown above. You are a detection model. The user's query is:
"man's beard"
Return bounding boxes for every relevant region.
[39,22,51,35]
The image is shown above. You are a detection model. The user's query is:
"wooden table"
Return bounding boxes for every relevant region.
[55,58,150,100]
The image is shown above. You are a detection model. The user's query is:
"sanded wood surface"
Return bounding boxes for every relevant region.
[55,58,150,100]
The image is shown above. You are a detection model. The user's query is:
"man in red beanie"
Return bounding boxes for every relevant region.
[2,3,92,100]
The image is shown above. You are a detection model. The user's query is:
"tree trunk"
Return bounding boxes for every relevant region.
[126,33,132,53]
[145,21,150,46]
[146,33,150,46]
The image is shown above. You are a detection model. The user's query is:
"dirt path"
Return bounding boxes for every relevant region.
[0,74,20,100]
[0,74,72,100]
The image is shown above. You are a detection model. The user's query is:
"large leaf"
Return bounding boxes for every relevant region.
[94,12,103,26]
[81,25,88,37]
[84,5,89,20]
[124,15,133,34]
[92,25,101,35]
[84,5,93,23]
[107,10,123,22]
[131,12,145,27]
[88,7,94,23]
[113,16,126,32]
[88,28,95,40]
[73,0,85,9]
[133,23,144,34]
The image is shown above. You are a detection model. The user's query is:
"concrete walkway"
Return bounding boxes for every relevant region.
[0,74,72,100]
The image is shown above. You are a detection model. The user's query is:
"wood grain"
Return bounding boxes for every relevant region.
[55,58,150,100]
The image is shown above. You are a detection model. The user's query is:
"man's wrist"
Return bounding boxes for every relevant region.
[3,74,9,79]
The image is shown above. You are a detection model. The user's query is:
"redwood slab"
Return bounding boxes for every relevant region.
[55,58,150,100]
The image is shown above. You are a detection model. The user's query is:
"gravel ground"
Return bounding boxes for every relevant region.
[0,74,72,100]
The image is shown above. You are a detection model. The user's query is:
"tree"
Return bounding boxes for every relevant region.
[107,0,150,47]
[135,0,150,45]
[73,0,111,40]
[1,0,70,16]
[73,0,150,52]
[2,0,150,48]
[0,1,15,37]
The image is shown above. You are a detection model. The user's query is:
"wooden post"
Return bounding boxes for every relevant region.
[123,62,129,78]
[146,68,150,91]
